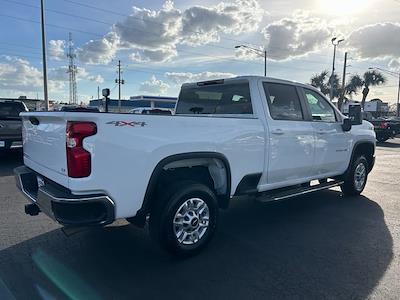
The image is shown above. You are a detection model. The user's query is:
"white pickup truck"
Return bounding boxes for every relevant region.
[15,76,376,256]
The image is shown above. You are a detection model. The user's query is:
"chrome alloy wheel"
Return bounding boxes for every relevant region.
[354,162,366,191]
[173,198,210,245]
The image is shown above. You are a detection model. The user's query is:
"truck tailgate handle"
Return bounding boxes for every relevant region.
[29,117,40,126]
[271,129,284,135]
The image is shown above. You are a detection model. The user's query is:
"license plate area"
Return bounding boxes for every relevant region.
[0,141,4,147]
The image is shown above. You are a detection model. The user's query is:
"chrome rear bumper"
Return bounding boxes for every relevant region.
[14,166,115,227]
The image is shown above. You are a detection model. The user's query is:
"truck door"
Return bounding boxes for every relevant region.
[300,88,350,177]
[258,82,315,190]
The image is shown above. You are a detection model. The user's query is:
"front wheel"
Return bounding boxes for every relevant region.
[149,181,218,256]
[341,156,369,196]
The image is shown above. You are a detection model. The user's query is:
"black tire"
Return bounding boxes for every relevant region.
[341,155,369,196]
[149,180,218,256]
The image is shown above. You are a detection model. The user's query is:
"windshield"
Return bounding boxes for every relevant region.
[0,102,26,118]
[175,81,252,115]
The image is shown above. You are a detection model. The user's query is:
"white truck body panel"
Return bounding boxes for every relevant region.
[19,76,376,220]
[21,112,265,218]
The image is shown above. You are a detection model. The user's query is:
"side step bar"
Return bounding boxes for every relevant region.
[256,180,344,203]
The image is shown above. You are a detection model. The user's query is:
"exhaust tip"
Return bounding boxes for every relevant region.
[25,203,40,216]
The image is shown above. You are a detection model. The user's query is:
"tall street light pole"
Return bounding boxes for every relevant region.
[40,0,49,110]
[330,37,344,101]
[235,45,267,76]
[369,67,400,117]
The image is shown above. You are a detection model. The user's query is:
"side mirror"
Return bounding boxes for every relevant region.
[342,118,352,132]
[348,104,362,125]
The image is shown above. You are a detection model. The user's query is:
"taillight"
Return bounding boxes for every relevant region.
[380,122,388,129]
[66,121,97,178]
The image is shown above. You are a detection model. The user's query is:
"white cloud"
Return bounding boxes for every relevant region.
[79,0,264,63]
[48,40,66,61]
[165,71,236,85]
[181,0,264,46]
[347,22,400,60]
[129,48,177,63]
[48,66,104,83]
[139,75,170,94]
[388,58,400,71]
[260,11,332,60]
[87,74,104,84]
[78,32,119,65]
[0,57,64,93]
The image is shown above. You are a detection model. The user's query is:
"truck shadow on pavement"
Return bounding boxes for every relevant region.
[0,190,393,300]
[0,149,23,177]
[377,141,400,148]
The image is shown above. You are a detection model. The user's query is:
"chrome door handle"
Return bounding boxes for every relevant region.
[271,129,284,135]
[317,129,328,134]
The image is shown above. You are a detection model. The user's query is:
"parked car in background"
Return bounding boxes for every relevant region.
[15,76,376,256]
[369,119,393,142]
[129,107,173,115]
[0,100,28,150]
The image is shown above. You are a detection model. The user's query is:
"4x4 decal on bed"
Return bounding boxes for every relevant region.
[106,121,147,127]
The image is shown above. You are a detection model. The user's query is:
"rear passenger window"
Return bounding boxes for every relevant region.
[263,83,304,121]
[304,89,336,122]
[175,81,253,115]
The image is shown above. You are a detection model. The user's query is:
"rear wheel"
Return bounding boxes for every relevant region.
[149,181,218,256]
[341,156,368,196]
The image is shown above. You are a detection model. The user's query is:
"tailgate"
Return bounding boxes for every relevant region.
[22,112,69,187]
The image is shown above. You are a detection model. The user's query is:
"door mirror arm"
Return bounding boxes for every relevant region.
[342,118,352,132]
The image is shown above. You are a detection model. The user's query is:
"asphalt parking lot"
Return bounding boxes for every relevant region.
[1,141,400,300]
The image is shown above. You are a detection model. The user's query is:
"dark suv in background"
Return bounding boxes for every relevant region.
[0,101,28,150]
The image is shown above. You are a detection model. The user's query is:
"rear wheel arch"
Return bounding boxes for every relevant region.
[129,152,231,227]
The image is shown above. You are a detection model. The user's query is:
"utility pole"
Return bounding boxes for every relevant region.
[264,50,267,77]
[338,52,348,111]
[330,37,344,101]
[397,73,400,117]
[115,60,125,112]
[67,33,78,105]
[97,86,100,99]
[40,0,49,110]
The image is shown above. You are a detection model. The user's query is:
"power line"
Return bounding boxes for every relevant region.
[61,0,264,48]
[1,0,334,61]
[0,47,41,55]
[0,11,331,71]
[0,42,41,50]
[0,52,42,60]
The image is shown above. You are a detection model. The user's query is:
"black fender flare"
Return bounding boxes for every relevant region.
[130,152,231,227]
[344,141,375,177]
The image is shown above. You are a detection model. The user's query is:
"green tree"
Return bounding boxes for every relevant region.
[337,74,364,110]
[342,71,386,109]
[310,71,341,99]
[360,70,386,108]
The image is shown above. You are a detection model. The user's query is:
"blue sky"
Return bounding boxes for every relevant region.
[0,0,399,104]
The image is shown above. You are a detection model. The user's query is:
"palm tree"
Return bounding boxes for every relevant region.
[310,71,340,98]
[337,75,364,110]
[345,74,364,97]
[343,71,386,109]
[360,70,386,108]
